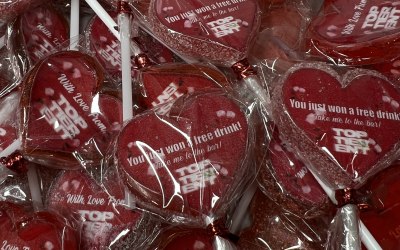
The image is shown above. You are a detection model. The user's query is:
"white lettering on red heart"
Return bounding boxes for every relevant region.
[39,94,88,139]
[175,159,220,194]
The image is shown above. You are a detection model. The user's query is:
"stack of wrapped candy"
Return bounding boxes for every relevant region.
[1,0,400,249]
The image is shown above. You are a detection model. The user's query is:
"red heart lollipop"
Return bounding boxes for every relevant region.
[138,63,229,112]
[47,170,142,249]
[147,0,260,66]
[115,92,249,223]
[20,51,122,169]
[272,63,400,188]
[258,127,329,217]
[359,163,400,249]
[86,11,175,82]
[144,226,214,250]
[308,0,400,65]
[0,202,78,249]
[0,0,44,21]
[238,189,330,250]
[17,3,69,64]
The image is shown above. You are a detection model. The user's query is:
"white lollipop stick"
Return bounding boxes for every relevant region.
[85,0,120,40]
[229,181,257,234]
[70,0,80,50]
[118,1,134,208]
[309,168,382,250]
[119,7,133,121]
[0,138,43,211]
[27,165,43,211]
[0,139,21,158]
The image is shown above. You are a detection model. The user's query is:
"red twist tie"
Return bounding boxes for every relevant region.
[0,151,28,174]
[335,188,371,211]
[134,53,151,69]
[117,1,131,14]
[206,219,239,243]
[231,58,257,80]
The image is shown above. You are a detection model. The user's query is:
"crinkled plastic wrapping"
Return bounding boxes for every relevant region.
[2,3,69,97]
[45,169,145,249]
[358,163,400,249]
[135,62,232,112]
[238,189,332,249]
[326,204,361,250]
[271,62,400,189]
[129,0,271,118]
[19,50,123,169]
[257,126,334,219]
[138,223,237,250]
[0,0,45,21]
[251,0,314,64]
[83,10,178,84]
[271,61,400,249]
[107,90,255,226]
[0,91,19,157]
[0,201,78,249]
[130,0,261,67]
[307,0,400,66]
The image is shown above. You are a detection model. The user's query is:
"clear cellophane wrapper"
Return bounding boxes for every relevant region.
[3,2,69,97]
[134,221,238,250]
[83,8,180,85]
[106,89,256,227]
[44,167,153,249]
[250,0,315,66]
[126,0,261,67]
[0,200,79,249]
[0,0,46,22]
[271,61,400,249]
[306,0,400,66]
[238,188,332,249]
[271,61,400,190]
[257,125,334,219]
[19,49,123,170]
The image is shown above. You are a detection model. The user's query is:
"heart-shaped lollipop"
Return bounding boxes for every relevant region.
[238,190,330,249]
[0,202,78,249]
[308,0,400,65]
[272,63,400,188]
[86,11,175,82]
[47,170,142,249]
[148,0,260,66]
[17,3,69,64]
[151,227,214,250]
[258,127,329,217]
[20,51,122,169]
[115,91,249,223]
[360,163,400,249]
[138,63,229,112]
[0,0,44,21]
